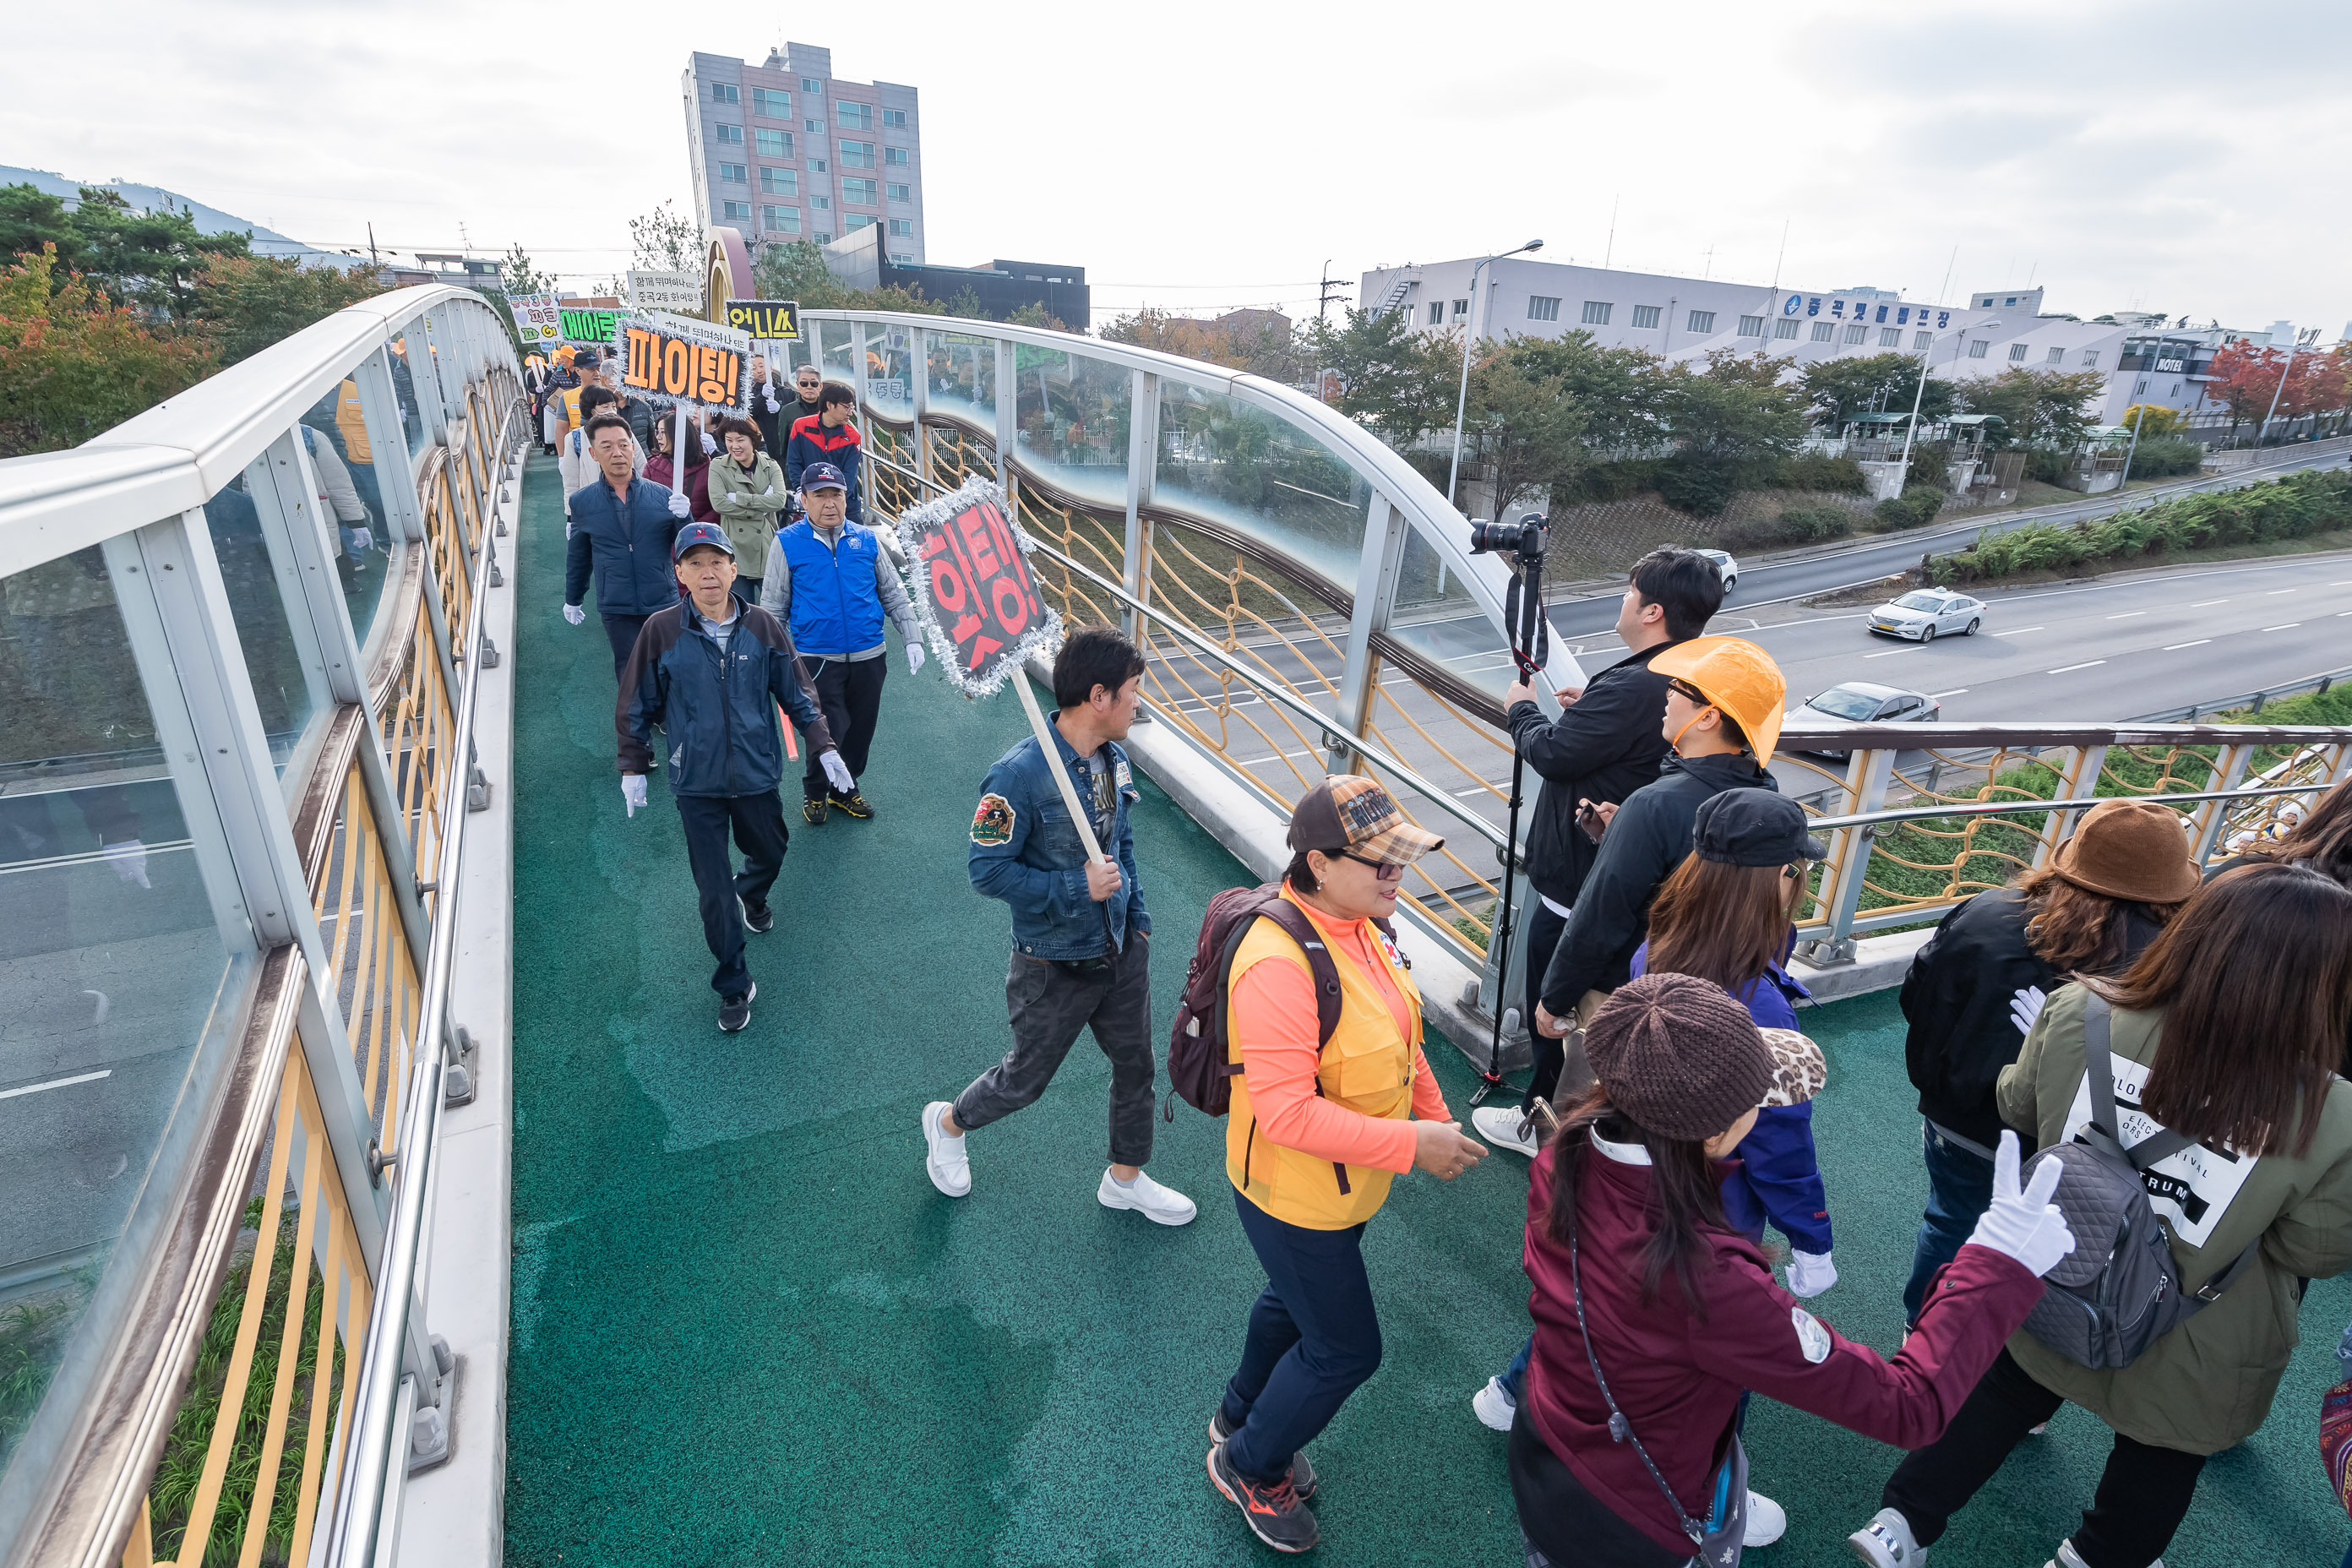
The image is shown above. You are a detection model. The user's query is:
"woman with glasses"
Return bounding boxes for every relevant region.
[1205,776,1490,1554]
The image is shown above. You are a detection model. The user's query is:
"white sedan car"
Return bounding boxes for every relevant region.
[1693,548,1740,592]
[1867,587,1984,641]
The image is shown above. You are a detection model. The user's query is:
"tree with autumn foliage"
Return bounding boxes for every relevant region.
[190,253,389,367]
[2205,340,2351,441]
[0,246,215,456]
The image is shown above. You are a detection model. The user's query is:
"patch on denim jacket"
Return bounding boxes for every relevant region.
[971,792,1017,847]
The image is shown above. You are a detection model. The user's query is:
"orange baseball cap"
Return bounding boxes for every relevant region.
[1650,636,1788,758]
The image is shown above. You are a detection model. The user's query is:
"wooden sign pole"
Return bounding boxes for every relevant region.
[1010,670,1108,867]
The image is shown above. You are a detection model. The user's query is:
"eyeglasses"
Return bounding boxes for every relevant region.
[1335,851,1406,883]
[1666,678,1713,706]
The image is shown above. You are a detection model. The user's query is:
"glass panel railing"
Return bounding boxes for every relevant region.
[864,324,912,422]
[924,330,995,429]
[819,318,858,388]
[1153,377,1368,588]
[299,392,396,646]
[1386,525,1509,699]
[1014,345,1130,510]
[200,479,331,784]
[389,322,430,458]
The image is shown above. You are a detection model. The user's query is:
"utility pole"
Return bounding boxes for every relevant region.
[1317,259,1351,326]
[367,222,378,266]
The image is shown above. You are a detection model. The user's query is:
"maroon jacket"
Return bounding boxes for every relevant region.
[645,452,717,523]
[1521,1134,2043,1555]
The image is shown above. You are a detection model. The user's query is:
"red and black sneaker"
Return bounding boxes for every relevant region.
[1207,1410,1316,1502]
[1207,1440,1318,1554]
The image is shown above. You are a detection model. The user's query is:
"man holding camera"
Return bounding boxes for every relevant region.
[1468,547,1724,1157]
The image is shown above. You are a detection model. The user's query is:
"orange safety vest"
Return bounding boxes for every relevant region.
[334,378,372,464]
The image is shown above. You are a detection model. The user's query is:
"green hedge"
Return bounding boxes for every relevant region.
[2126,437,2205,479]
[1875,485,1946,530]
[1721,504,1857,551]
[1926,470,2352,585]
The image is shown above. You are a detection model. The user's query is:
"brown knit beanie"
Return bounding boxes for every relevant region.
[1583,972,1775,1142]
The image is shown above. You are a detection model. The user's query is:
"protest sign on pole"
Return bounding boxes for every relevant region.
[894,477,1102,866]
[618,310,753,413]
[723,299,801,340]
[627,270,704,313]
[508,292,562,346]
[558,304,621,349]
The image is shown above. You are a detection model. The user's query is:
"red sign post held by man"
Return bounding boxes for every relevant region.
[894,476,1104,865]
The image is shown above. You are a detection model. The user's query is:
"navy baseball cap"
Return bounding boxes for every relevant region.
[672,521,735,560]
[1694,788,1828,867]
[801,462,847,493]
[573,346,601,368]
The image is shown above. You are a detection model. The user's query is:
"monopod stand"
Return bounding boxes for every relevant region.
[1469,536,1548,1107]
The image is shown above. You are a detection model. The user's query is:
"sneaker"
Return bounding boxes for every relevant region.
[2049,1544,2158,1568]
[1206,1411,1316,1502]
[1097,1168,1196,1226]
[717,981,757,1034]
[827,789,874,819]
[1745,1490,1787,1548]
[922,1101,970,1197]
[1471,1104,1542,1157]
[801,797,828,825]
[739,896,774,934]
[1472,1375,1517,1432]
[1848,1506,1928,1567]
[1206,1440,1318,1554]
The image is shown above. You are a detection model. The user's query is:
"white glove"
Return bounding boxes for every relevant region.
[906,642,926,675]
[765,395,780,413]
[622,774,648,817]
[2010,985,2047,1037]
[347,526,374,553]
[700,431,718,455]
[101,837,151,889]
[1784,1250,1837,1298]
[727,492,740,504]
[1963,1130,2075,1278]
[819,749,854,794]
[563,603,585,625]
[667,490,692,519]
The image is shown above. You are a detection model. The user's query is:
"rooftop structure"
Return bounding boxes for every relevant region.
[820,224,1088,324]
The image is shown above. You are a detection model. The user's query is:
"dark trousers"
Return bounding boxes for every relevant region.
[1520,901,1574,1112]
[1221,1189,1382,1485]
[673,790,789,995]
[602,612,650,682]
[1881,1348,2208,1568]
[952,938,1156,1166]
[798,655,886,798]
[1903,1121,1997,1326]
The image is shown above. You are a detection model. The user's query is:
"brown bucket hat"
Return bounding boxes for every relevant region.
[2049,798,2202,904]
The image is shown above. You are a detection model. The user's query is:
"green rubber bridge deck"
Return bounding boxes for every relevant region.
[502,459,2349,1566]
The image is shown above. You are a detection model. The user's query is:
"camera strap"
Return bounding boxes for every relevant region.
[1502,562,1549,678]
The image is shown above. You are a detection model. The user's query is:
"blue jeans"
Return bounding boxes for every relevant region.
[1220,1190,1382,1484]
[1903,1121,1996,1326]
[1501,1334,1533,1402]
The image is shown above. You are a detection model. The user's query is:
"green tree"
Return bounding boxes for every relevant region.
[1462,343,1590,518]
[749,237,946,317]
[0,184,86,272]
[1504,331,1664,455]
[191,254,388,366]
[1972,367,2107,449]
[1799,351,1953,431]
[628,200,700,273]
[0,184,248,317]
[0,247,215,455]
[1649,350,1810,514]
[498,242,557,297]
[1304,306,1456,449]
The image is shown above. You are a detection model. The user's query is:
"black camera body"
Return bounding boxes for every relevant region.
[1467,511,1547,561]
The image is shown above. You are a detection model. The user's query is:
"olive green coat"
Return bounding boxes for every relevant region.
[1997,983,2352,1453]
[710,452,790,569]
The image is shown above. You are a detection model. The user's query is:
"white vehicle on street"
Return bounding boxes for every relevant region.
[1867,586,1984,641]
[1693,548,1740,592]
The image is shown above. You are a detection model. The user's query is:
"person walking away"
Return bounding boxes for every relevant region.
[760,463,921,823]
[748,353,788,455]
[920,629,1191,1225]
[786,380,866,524]
[647,415,718,523]
[1852,863,2352,1568]
[564,413,693,679]
[1514,973,2072,1568]
[1897,798,2194,1326]
[1201,776,1489,1553]
[1476,547,1726,1158]
[617,522,854,1032]
[710,417,790,602]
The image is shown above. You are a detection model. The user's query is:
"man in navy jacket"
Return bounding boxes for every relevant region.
[565,413,693,678]
[784,381,864,524]
[618,522,854,1032]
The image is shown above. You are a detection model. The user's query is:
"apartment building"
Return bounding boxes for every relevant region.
[682,42,926,264]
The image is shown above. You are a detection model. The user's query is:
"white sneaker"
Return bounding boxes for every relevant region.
[1744,1490,1787,1548]
[1848,1506,1927,1566]
[923,1101,970,1197]
[2049,1544,2158,1568]
[1472,1375,1516,1432]
[1471,1104,1542,1157]
[1097,1168,1196,1225]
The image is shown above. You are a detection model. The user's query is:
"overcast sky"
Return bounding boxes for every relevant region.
[4,0,2342,335]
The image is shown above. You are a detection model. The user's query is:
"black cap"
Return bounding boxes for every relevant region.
[1694,788,1828,867]
[574,347,601,368]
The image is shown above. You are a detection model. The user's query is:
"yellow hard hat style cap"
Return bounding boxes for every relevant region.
[1650,635,1788,760]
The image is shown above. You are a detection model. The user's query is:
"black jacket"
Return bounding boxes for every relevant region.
[1507,640,1684,909]
[1900,886,2165,1147]
[1538,750,1775,1014]
[618,595,836,798]
[748,373,790,455]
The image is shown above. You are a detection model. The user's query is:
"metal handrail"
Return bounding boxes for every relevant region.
[1804,777,2330,834]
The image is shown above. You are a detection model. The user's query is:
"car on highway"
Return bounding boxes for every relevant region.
[1867,586,1984,640]
[1784,682,1941,758]
[1693,547,1740,591]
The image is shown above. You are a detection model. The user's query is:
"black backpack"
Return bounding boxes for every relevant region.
[2020,994,2259,1369]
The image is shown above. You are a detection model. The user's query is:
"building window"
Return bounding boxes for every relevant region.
[753,87,790,118]
[2136,378,2148,395]
[1773,318,1799,340]
[889,218,914,237]
[802,77,823,93]
[713,122,743,144]
[717,162,746,183]
[1880,327,1902,346]
[813,195,830,210]
[1686,309,1716,335]
[815,231,831,245]
[1968,339,1990,358]
[841,139,875,167]
[762,205,799,234]
[2008,343,2029,362]
[2082,349,2100,368]
[1631,304,1662,329]
[755,128,792,159]
[1451,298,1469,318]
[1979,297,1994,307]
[2046,346,2064,364]
[887,182,911,203]
[842,177,878,205]
[1914,331,1932,351]
[2005,296,2019,306]
[812,159,827,172]
[1843,324,1868,345]
[885,146,910,167]
[837,101,874,130]
[883,108,908,128]
[1810,322,1834,342]
[1527,295,1561,322]
[890,251,916,264]
[1429,302,1444,325]
[760,167,798,196]
[1581,300,1613,325]
[1738,314,1765,337]
[710,82,738,104]
[721,200,753,221]
[2170,382,2181,396]
[848,214,874,231]
[807,118,822,133]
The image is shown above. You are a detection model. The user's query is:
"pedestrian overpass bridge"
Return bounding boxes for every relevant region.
[1,283,2348,1568]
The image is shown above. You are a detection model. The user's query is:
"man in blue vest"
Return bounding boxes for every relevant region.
[758,462,924,824]
[564,412,694,679]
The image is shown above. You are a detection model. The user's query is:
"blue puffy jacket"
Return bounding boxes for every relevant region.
[566,476,684,617]
[966,721,1148,961]
[1631,938,1832,1255]
[617,595,835,798]
[774,519,888,657]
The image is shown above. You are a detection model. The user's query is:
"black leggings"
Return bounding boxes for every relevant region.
[1881,1348,2207,1568]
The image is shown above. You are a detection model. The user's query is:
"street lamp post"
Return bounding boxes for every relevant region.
[1445,239,1544,512]
[1894,318,2000,492]
[2254,328,2316,448]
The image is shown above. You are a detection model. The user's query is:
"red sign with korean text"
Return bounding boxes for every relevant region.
[896,478,1063,697]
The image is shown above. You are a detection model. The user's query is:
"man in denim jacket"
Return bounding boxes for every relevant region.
[920,628,1195,1226]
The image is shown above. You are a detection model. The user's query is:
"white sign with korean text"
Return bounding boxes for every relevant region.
[2061,1058,2258,1248]
[628,269,704,313]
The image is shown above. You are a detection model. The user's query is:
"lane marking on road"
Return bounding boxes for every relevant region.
[2106,611,2147,619]
[1864,648,1914,658]
[2267,589,2297,596]
[2190,598,2230,607]
[1453,786,1494,798]
[1992,626,2046,635]
[2263,623,2301,632]
[1930,688,1968,699]
[2048,660,2107,674]
[0,1069,111,1102]
[2163,640,2212,651]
